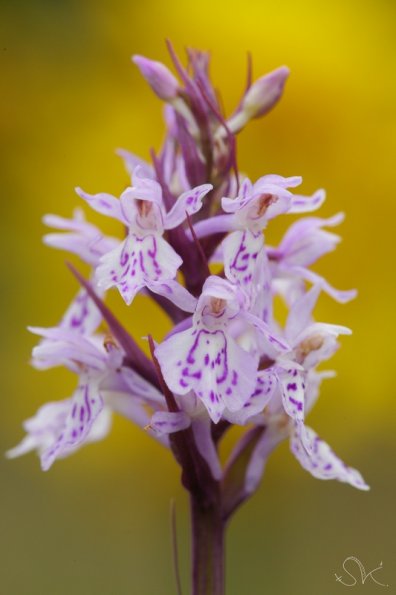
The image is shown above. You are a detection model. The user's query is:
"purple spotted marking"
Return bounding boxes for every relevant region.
[289,397,303,411]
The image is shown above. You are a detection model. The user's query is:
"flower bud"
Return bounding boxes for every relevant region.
[132,55,180,101]
[242,66,290,119]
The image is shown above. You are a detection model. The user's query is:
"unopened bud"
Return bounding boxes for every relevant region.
[226,66,289,135]
[242,66,290,119]
[132,55,180,101]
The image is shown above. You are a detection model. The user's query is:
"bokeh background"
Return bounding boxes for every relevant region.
[1,0,395,593]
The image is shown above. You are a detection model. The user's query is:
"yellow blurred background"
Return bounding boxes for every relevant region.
[1,0,395,593]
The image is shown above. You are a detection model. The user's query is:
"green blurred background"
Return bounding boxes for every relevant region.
[1,0,395,593]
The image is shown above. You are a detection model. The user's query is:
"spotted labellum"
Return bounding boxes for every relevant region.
[9,43,368,595]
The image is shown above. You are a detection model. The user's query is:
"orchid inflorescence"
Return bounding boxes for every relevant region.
[9,43,368,533]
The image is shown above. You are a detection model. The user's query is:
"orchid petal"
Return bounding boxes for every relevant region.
[275,212,344,267]
[60,289,102,336]
[155,328,257,423]
[276,366,306,422]
[119,367,164,406]
[289,189,326,213]
[244,425,287,494]
[30,332,107,373]
[96,233,182,305]
[164,184,213,229]
[305,369,336,414]
[150,410,191,435]
[285,284,321,344]
[255,174,302,188]
[122,170,163,204]
[293,266,357,303]
[191,416,222,480]
[190,214,236,239]
[148,279,197,312]
[221,178,253,213]
[116,148,155,179]
[290,424,369,490]
[41,375,104,470]
[76,188,126,223]
[294,321,352,345]
[225,369,277,425]
[223,230,264,291]
[6,399,71,459]
[243,311,290,353]
[43,210,119,266]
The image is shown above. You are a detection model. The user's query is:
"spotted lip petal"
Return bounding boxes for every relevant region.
[224,369,277,425]
[276,366,306,422]
[290,424,370,490]
[223,229,264,293]
[95,233,182,306]
[41,375,104,471]
[6,399,71,459]
[155,327,257,423]
[31,288,103,371]
[60,289,103,336]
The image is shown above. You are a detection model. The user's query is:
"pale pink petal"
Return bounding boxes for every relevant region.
[190,214,236,239]
[255,174,302,188]
[285,284,321,344]
[221,178,253,213]
[116,148,155,179]
[243,311,290,353]
[244,425,287,494]
[191,416,222,480]
[150,411,191,435]
[288,189,326,213]
[292,266,357,303]
[75,187,126,223]
[164,184,213,229]
[148,279,197,312]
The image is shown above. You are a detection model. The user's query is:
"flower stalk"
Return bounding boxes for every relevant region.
[8,42,369,594]
[190,491,226,595]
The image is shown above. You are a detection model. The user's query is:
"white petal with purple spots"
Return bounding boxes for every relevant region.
[96,233,182,305]
[276,366,306,422]
[225,369,277,424]
[290,424,369,490]
[41,375,104,470]
[223,230,264,292]
[155,328,257,423]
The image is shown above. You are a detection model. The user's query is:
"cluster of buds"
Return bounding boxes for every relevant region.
[9,44,368,510]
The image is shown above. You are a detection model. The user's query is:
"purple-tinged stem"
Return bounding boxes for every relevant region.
[190,492,225,595]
